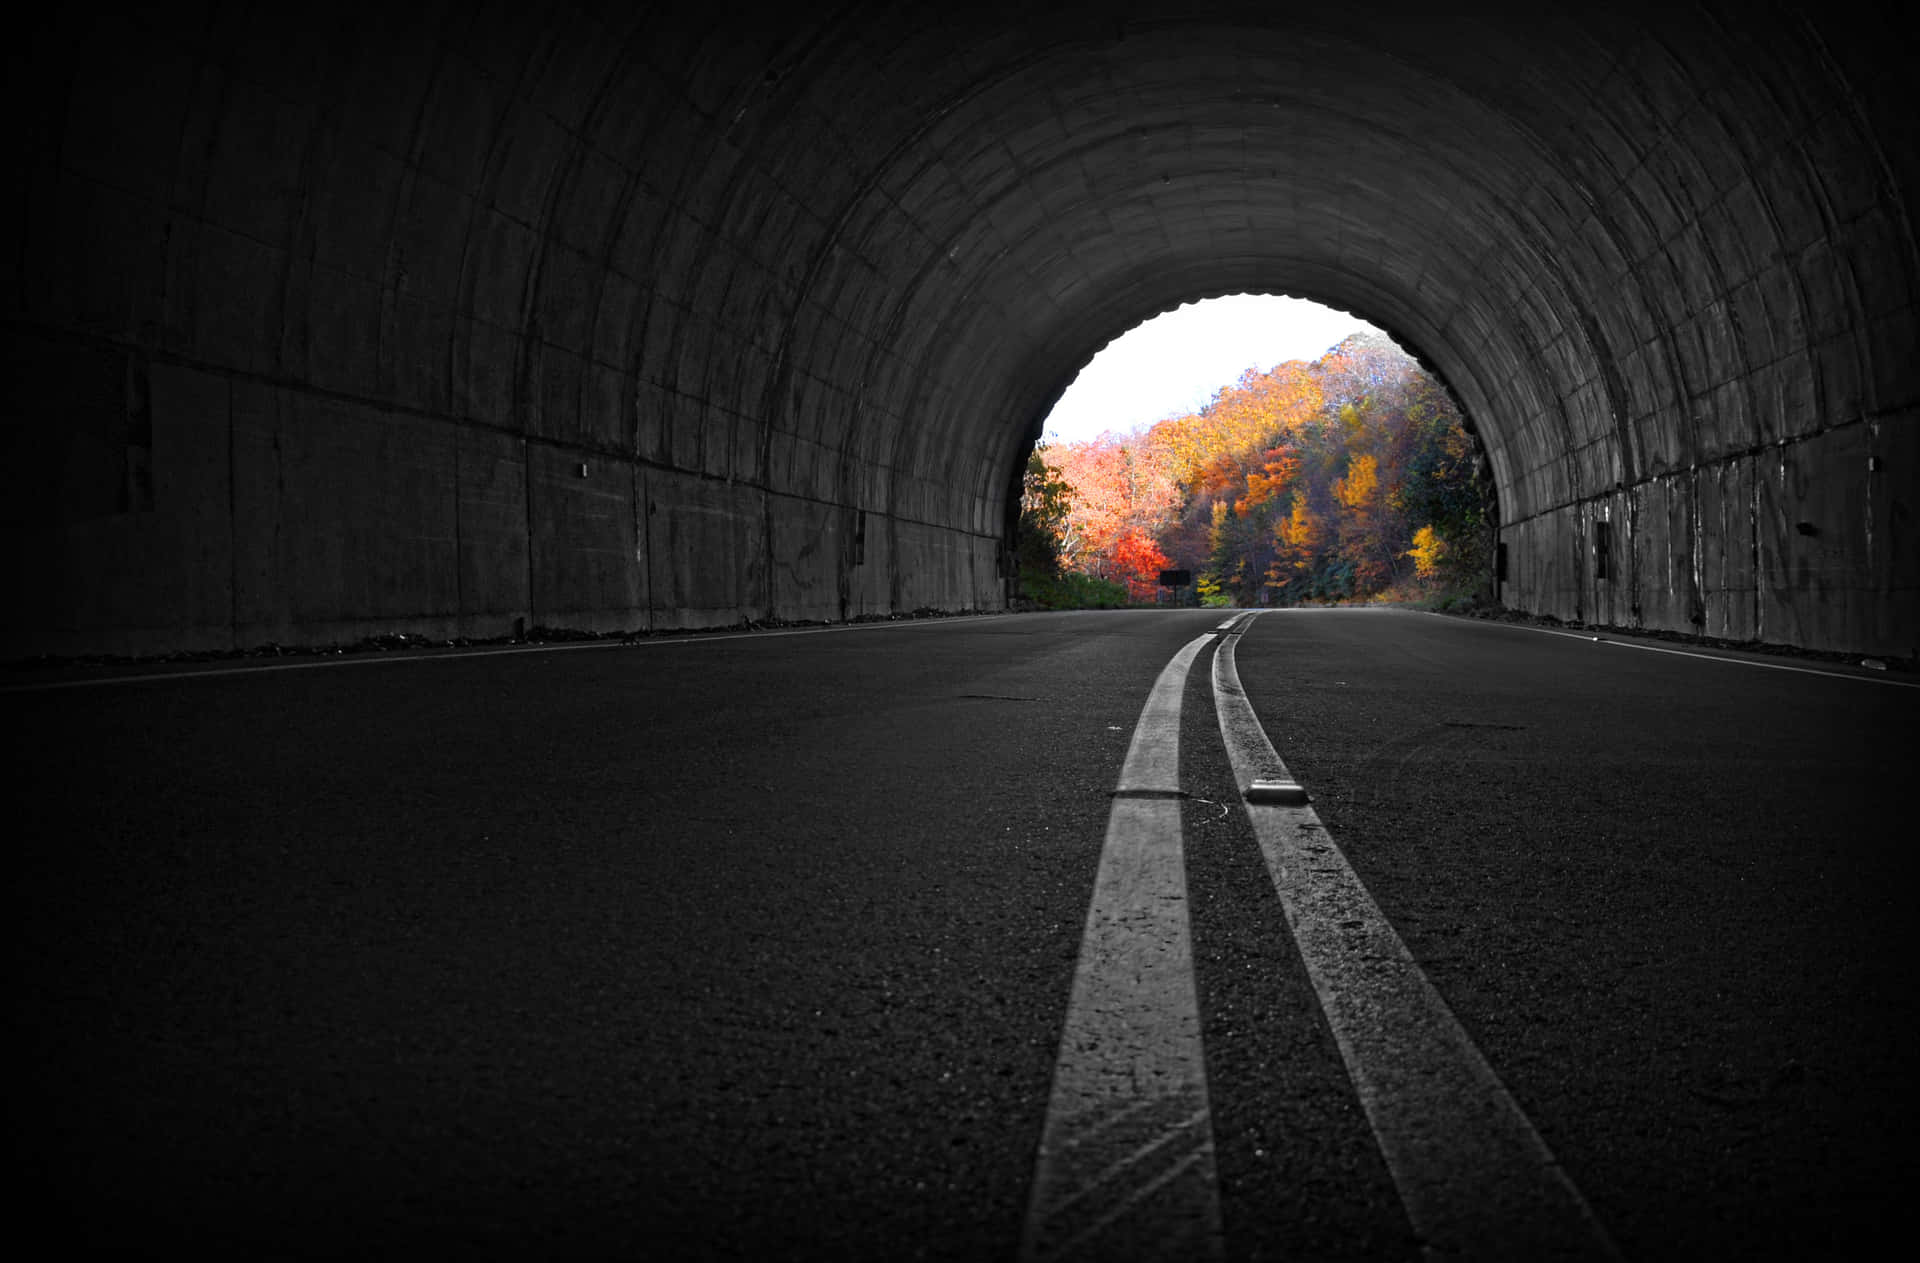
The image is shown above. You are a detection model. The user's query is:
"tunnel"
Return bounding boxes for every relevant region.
[5,0,1915,660]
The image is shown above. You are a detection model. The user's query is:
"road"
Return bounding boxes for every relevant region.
[8,608,1915,1260]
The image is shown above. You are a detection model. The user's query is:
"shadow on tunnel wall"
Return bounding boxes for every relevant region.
[3,1,1914,658]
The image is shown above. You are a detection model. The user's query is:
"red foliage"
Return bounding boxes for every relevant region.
[1110,531,1173,601]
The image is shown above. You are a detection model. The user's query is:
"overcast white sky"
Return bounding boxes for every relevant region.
[1040,293,1384,444]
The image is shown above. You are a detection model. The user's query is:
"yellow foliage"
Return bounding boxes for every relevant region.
[1276,497,1321,554]
[1334,453,1378,511]
[1407,523,1446,579]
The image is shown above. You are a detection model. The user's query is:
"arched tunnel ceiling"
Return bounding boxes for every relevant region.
[733,0,1914,532]
[5,1,1916,654]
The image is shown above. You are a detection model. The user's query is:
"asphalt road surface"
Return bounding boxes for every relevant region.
[9,609,1915,1260]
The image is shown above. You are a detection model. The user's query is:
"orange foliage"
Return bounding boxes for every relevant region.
[1030,330,1480,606]
[1237,448,1300,516]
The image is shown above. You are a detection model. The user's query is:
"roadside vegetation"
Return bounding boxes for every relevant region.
[1015,333,1493,611]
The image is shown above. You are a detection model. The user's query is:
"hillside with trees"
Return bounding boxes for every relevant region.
[1016,333,1491,609]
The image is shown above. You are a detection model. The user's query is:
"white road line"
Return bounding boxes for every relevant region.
[1212,614,1621,1261]
[1438,613,1919,687]
[0,614,1026,693]
[1022,628,1224,1262]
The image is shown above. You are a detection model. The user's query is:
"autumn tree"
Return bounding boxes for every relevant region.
[1238,447,1301,517]
[1047,431,1180,585]
[1407,524,1446,579]
[1017,324,1488,609]
[1111,531,1173,602]
[1271,491,1325,595]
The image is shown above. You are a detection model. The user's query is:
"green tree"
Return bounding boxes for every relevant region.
[1016,444,1075,578]
[1390,378,1490,596]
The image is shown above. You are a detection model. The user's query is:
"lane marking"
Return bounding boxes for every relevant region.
[1023,629,1224,1261]
[1434,613,1919,688]
[0,613,1029,693]
[1212,614,1621,1261]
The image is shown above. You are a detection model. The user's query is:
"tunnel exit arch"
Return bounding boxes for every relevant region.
[4,1,1913,658]
[995,284,1497,596]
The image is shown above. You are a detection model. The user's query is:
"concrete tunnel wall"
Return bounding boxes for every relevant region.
[4,1,1915,659]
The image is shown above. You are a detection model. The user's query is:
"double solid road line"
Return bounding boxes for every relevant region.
[1021,612,1620,1261]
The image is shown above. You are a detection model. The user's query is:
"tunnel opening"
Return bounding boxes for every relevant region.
[1008,292,1498,612]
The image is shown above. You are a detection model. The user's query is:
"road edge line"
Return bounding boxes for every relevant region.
[1425,611,1918,688]
[0,614,1030,693]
